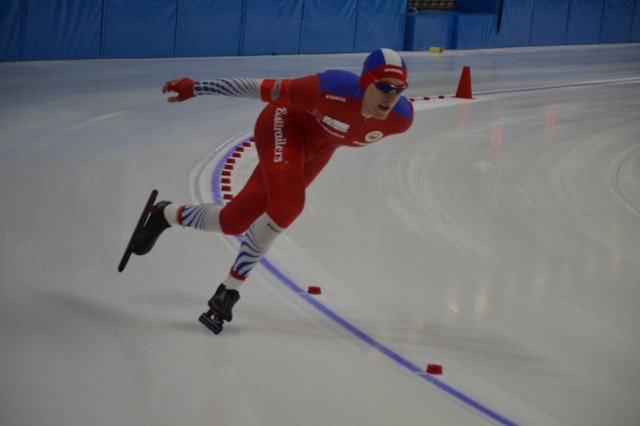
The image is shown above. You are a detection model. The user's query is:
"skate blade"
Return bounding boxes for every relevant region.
[199,312,223,335]
[118,189,158,273]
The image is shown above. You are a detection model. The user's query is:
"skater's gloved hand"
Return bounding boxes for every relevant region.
[162,78,196,102]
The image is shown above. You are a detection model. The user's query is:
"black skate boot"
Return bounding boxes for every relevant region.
[198,284,240,335]
[132,201,172,255]
[118,189,160,272]
[208,284,240,322]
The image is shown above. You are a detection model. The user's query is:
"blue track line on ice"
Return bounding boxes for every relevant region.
[211,139,517,426]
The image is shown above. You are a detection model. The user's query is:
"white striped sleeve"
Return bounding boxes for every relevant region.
[194,78,263,99]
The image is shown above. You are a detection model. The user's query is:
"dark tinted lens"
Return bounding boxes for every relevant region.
[375,82,404,95]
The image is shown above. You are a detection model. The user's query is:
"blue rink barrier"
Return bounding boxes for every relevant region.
[0,1,22,61]
[240,0,304,55]
[2,0,640,61]
[529,0,571,46]
[102,0,176,58]
[455,13,498,49]
[17,0,103,60]
[405,12,456,51]
[565,0,605,45]
[175,0,244,57]
[404,0,640,51]
[600,0,636,43]
[300,0,357,54]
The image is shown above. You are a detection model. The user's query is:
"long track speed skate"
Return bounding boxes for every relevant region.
[117,189,158,272]
[199,284,240,335]
[198,310,225,335]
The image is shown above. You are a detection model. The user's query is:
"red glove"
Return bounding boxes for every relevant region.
[162,78,195,102]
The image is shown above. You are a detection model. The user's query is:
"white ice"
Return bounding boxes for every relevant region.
[1,44,639,426]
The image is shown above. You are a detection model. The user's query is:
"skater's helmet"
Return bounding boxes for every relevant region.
[359,48,408,92]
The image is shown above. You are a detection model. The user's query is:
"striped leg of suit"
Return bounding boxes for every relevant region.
[174,204,223,232]
[227,213,283,285]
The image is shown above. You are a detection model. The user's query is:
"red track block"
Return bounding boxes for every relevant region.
[426,364,443,375]
[307,286,322,295]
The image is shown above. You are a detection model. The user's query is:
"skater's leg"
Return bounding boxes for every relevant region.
[203,106,307,329]
[161,165,267,235]
[218,165,268,235]
[221,106,306,290]
[164,203,223,231]
[205,211,284,324]
[223,212,285,288]
[133,138,326,258]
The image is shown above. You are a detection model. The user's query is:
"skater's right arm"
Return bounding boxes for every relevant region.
[162,76,319,111]
[163,77,263,103]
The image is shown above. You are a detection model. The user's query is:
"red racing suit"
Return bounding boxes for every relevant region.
[214,69,414,232]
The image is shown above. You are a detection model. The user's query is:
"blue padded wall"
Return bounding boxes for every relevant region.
[566,0,604,45]
[455,0,500,13]
[449,0,501,50]
[633,0,640,41]
[354,0,406,52]
[3,0,640,61]
[454,13,498,49]
[405,12,456,50]
[300,0,357,54]
[529,0,570,46]
[0,0,21,61]
[600,0,635,43]
[103,0,176,58]
[241,0,303,55]
[496,0,534,47]
[176,0,243,56]
[22,0,103,60]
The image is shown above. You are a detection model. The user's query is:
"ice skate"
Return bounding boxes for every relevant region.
[118,189,159,272]
[131,200,172,255]
[198,284,240,335]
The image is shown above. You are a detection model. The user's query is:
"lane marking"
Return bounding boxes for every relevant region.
[207,135,518,426]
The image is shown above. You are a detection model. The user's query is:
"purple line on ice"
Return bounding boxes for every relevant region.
[211,137,517,426]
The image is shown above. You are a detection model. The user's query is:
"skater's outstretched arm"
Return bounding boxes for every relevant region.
[162,76,319,110]
[162,77,261,102]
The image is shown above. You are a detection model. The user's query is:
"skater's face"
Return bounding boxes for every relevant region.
[361,77,406,120]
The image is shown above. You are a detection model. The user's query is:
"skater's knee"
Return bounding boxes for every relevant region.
[266,195,304,228]
[220,221,249,236]
[219,208,255,235]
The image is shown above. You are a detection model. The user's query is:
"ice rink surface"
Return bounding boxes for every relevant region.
[1,44,639,425]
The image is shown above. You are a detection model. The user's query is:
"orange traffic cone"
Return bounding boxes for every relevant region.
[455,66,473,99]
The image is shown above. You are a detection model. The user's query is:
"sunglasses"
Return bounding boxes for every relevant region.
[365,67,407,95]
[374,81,406,96]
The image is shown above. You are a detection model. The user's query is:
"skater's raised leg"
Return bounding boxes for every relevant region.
[132,200,172,255]
[133,201,226,255]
